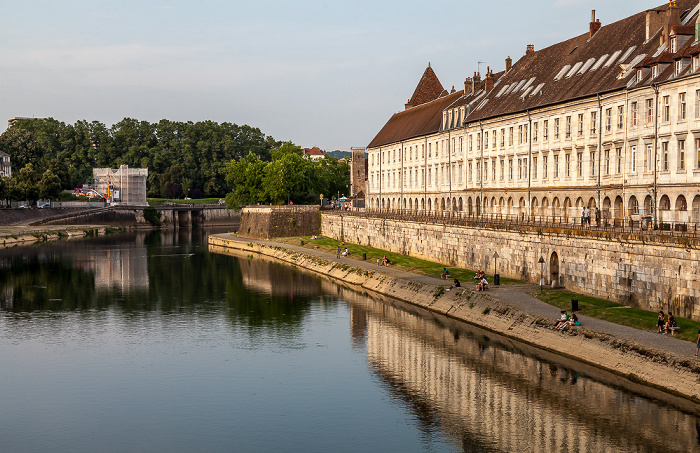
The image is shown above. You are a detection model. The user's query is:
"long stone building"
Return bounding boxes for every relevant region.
[367,0,700,227]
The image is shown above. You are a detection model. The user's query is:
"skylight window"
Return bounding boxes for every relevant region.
[496,85,509,97]
[681,3,700,25]
[605,50,623,67]
[521,87,533,99]
[520,77,536,92]
[618,46,636,64]
[590,54,608,71]
[475,98,489,111]
[565,62,583,78]
[627,54,647,70]
[530,83,545,96]
[512,79,527,92]
[569,46,579,55]
[578,58,596,74]
[652,44,667,58]
[554,65,571,81]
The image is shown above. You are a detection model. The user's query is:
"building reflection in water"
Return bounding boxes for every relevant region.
[343,288,700,452]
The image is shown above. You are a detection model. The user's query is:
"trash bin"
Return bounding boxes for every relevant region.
[362,253,366,261]
[571,299,579,312]
[300,240,304,246]
[494,274,500,286]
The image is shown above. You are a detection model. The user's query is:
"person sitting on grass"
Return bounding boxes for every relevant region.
[656,311,665,334]
[452,279,461,288]
[664,312,677,334]
[442,268,450,279]
[381,255,391,266]
[476,276,488,291]
[341,248,349,256]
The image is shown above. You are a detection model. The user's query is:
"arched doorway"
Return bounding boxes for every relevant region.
[614,196,623,220]
[550,251,559,287]
[458,197,463,211]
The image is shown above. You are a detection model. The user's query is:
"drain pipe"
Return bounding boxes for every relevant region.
[597,94,603,211]
[653,83,659,229]
[479,120,484,216]
[527,110,532,218]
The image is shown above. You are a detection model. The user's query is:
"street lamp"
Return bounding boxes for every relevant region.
[493,251,499,286]
[320,193,324,207]
[538,256,545,294]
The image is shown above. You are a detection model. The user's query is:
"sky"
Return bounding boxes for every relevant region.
[0,0,673,150]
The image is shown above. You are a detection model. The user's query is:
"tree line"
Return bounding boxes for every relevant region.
[0,118,350,205]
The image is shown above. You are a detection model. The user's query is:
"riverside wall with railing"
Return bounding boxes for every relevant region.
[321,210,700,320]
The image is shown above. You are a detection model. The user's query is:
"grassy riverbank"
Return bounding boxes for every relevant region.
[532,289,700,343]
[272,234,700,343]
[275,235,520,285]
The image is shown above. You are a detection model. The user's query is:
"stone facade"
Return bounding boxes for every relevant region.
[321,212,700,320]
[238,206,320,239]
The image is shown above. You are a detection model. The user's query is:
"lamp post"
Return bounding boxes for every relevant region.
[538,256,545,294]
[493,251,500,286]
[319,193,324,207]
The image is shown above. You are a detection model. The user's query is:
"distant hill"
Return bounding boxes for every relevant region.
[325,150,351,159]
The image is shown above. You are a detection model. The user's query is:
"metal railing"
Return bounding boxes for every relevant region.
[326,208,700,240]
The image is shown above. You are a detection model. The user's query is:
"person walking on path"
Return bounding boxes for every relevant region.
[695,329,700,357]
[336,246,341,259]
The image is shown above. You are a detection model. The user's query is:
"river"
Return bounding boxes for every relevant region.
[0,229,698,452]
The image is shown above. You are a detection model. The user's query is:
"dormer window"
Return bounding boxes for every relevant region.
[694,55,699,72]
[637,69,644,82]
[671,37,677,54]
[652,65,658,79]
[676,60,683,76]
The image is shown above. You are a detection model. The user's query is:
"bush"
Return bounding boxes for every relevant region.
[143,207,161,226]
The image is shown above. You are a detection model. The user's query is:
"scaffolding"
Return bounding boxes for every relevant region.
[92,165,148,206]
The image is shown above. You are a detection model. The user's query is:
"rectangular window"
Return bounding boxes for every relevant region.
[647,143,654,172]
[543,155,548,179]
[518,125,523,144]
[605,149,610,175]
[605,108,612,132]
[590,111,597,134]
[468,164,472,182]
[678,140,686,170]
[483,161,488,182]
[577,152,583,177]
[577,113,584,136]
[590,151,596,176]
[509,127,514,146]
[679,92,687,120]
[554,155,559,178]
[543,120,549,140]
[662,142,669,171]
[509,159,513,180]
[697,138,700,169]
[459,137,463,153]
[484,131,489,149]
[646,99,653,124]
[554,118,560,139]
[616,148,622,174]
[492,159,496,181]
[631,102,638,126]
[533,156,538,179]
[428,143,432,157]
[631,145,637,172]
[663,96,670,122]
[696,90,700,118]
[500,159,504,180]
[518,159,522,179]
[533,122,538,142]
[477,133,481,150]
[492,130,496,149]
[500,128,505,147]
[618,106,624,129]
[524,124,528,143]
[476,162,480,181]
[565,153,571,177]
[565,116,571,139]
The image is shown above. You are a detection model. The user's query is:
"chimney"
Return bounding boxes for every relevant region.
[484,68,494,92]
[505,56,512,72]
[590,10,601,37]
[464,77,472,95]
[472,71,481,92]
[664,0,681,45]
[526,44,535,55]
[450,85,456,94]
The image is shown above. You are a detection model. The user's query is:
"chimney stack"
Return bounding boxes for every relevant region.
[484,68,494,92]
[664,0,681,45]
[464,77,472,95]
[505,56,512,72]
[590,10,601,37]
[526,44,535,55]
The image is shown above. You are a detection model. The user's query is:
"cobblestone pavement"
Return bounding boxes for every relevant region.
[216,234,698,359]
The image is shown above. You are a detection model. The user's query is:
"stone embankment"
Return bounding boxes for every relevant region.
[0,226,116,248]
[209,234,700,404]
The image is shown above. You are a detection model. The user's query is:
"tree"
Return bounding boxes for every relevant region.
[13,163,39,201]
[38,169,62,200]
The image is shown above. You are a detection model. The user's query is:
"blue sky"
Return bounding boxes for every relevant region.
[0,1,670,150]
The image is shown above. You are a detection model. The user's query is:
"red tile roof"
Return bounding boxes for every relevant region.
[405,64,445,109]
[302,146,325,156]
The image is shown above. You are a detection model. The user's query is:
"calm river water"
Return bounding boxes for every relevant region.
[1,229,699,453]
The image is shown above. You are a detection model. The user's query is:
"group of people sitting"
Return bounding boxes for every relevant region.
[474,271,488,291]
[554,310,581,330]
[656,311,678,334]
[377,255,392,266]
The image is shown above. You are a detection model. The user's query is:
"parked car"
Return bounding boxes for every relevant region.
[38,203,50,208]
[18,204,30,209]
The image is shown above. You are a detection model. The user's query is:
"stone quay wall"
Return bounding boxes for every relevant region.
[238,206,320,239]
[321,213,700,320]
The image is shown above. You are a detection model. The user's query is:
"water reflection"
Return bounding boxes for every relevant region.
[340,288,700,453]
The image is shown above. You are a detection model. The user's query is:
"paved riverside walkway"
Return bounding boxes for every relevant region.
[213,234,699,360]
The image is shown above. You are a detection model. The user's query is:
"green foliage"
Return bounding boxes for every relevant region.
[38,169,62,200]
[143,207,162,226]
[224,142,351,206]
[0,117,280,201]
